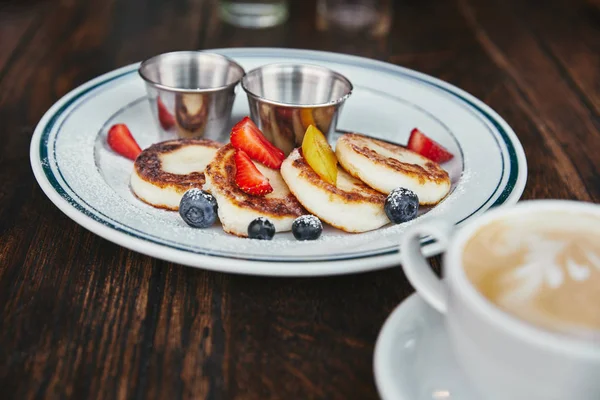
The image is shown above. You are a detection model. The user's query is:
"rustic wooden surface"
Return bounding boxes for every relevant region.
[0,0,598,398]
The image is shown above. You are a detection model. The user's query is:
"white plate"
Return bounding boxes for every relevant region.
[30,48,527,276]
[374,294,479,399]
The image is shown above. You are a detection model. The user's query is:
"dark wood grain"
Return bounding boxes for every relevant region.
[0,0,598,398]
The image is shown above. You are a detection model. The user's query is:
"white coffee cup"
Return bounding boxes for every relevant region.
[400,200,600,400]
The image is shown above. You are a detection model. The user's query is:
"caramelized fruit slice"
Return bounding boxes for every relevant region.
[301,125,338,185]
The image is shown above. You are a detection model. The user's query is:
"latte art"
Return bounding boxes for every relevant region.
[463,212,600,338]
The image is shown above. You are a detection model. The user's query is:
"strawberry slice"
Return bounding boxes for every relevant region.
[157,97,175,130]
[407,128,454,163]
[234,150,273,196]
[107,124,141,160]
[230,116,285,169]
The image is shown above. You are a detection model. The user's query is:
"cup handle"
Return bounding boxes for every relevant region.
[400,220,454,314]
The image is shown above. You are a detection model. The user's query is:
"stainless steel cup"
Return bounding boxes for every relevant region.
[139,51,245,142]
[241,63,353,155]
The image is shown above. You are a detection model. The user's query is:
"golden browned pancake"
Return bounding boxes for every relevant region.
[203,144,305,237]
[335,133,451,205]
[280,148,389,233]
[130,138,221,210]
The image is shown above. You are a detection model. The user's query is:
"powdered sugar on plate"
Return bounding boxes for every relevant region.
[42,57,515,264]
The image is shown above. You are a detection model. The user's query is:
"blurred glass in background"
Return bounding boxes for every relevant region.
[317,0,392,37]
[220,0,289,28]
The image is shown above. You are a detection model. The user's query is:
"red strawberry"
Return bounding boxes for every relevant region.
[407,128,454,163]
[107,124,142,160]
[234,150,273,196]
[230,116,285,169]
[157,97,175,130]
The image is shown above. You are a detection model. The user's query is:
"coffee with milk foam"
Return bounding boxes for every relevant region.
[463,211,600,339]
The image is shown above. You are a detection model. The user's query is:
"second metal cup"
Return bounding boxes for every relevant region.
[241,63,353,155]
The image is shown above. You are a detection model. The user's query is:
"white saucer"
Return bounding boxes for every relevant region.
[374,293,479,400]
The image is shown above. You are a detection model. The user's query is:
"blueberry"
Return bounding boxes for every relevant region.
[384,187,419,224]
[179,189,218,228]
[292,215,323,241]
[248,217,275,240]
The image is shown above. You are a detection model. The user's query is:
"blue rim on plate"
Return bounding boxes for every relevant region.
[30,48,527,276]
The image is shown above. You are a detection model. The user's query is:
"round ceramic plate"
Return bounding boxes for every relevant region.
[30,48,527,276]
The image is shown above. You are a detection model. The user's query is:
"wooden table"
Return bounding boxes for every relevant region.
[1,0,598,398]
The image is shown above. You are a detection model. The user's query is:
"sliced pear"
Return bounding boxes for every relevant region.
[301,125,338,185]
